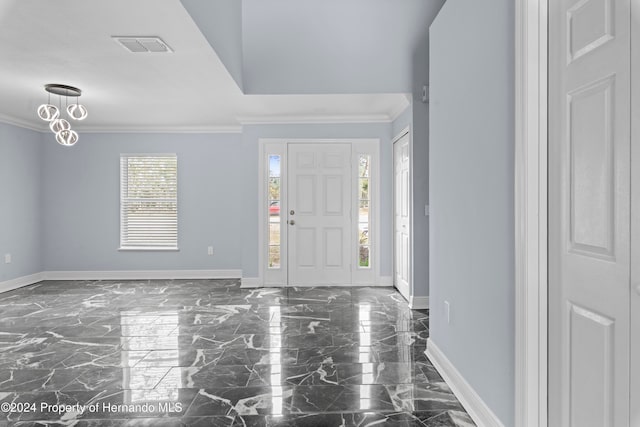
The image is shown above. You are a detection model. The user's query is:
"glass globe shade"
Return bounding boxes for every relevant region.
[49,118,70,134]
[37,104,59,122]
[67,103,88,120]
[56,129,78,146]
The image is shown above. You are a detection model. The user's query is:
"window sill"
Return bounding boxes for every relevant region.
[118,247,180,252]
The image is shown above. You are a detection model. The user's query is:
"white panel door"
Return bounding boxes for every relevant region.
[549,0,631,426]
[394,134,410,299]
[288,143,352,285]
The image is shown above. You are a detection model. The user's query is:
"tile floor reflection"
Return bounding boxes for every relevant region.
[0,280,474,426]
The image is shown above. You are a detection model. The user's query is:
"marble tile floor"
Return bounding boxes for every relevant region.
[0,279,474,426]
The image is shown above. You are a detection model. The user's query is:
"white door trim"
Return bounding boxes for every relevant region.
[257,138,381,287]
[514,0,548,426]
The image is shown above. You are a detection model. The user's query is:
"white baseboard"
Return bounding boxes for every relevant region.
[409,295,429,310]
[43,269,242,281]
[0,272,45,294]
[426,339,504,427]
[1,271,393,293]
[241,277,262,288]
[0,270,243,294]
[395,280,410,303]
[242,277,393,288]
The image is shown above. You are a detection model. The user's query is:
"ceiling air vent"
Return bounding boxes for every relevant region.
[113,36,173,53]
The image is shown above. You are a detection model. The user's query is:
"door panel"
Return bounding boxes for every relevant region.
[288,144,352,285]
[394,134,410,298]
[295,175,315,214]
[549,0,630,425]
[567,0,614,62]
[296,227,316,267]
[567,303,614,427]
[324,228,343,267]
[568,76,615,257]
[324,175,344,214]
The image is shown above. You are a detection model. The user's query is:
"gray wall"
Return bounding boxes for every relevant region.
[392,105,411,137]
[240,123,393,279]
[411,17,434,299]
[0,122,42,281]
[37,125,394,278]
[180,0,244,91]
[42,132,243,272]
[241,0,444,94]
[429,0,515,425]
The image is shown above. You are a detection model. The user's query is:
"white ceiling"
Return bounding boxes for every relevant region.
[0,0,409,132]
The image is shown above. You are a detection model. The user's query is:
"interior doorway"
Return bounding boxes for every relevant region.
[393,131,411,301]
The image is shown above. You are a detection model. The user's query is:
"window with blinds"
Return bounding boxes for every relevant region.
[120,154,178,249]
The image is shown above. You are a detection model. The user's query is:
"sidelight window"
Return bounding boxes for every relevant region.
[268,155,281,269]
[358,154,371,268]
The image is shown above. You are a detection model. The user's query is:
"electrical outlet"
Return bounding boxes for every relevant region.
[4,253,11,264]
[207,246,214,256]
[444,301,450,324]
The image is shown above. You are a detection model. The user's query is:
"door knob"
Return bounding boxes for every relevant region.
[289,220,295,225]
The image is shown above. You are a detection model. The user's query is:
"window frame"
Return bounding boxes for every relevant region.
[119,153,179,251]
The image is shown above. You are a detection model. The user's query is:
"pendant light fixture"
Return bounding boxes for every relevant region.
[36,91,59,122]
[36,84,88,147]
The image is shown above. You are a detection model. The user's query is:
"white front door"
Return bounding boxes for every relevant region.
[549,0,631,425]
[287,143,352,285]
[394,133,410,299]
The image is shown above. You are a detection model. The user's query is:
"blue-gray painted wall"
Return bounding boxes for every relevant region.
[429,0,515,424]
[180,0,244,91]
[241,0,444,94]
[41,132,244,272]
[391,105,411,138]
[0,123,43,281]
[410,15,434,299]
[1,123,396,279]
[0,123,394,278]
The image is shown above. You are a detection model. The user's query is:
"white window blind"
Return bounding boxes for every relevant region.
[120,154,178,249]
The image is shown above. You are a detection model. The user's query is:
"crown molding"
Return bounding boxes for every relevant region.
[0,115,242,134]
[1,109,410,134]
[0,114,47,132]
[236,114,395,125]
[77,125,242,134]
[388,95,412,122]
